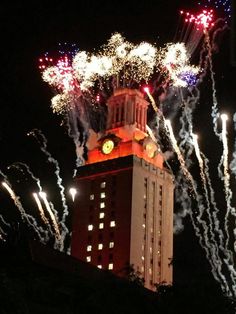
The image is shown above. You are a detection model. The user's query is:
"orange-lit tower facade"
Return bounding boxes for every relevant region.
[71,88,174,290]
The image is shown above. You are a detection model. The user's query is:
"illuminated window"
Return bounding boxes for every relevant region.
[100,202,105,208]
[110,221,116,227]
[99,212,105,219]
[87,245,92,252]
[109,241,114,248]
[142,223,146,228]
[149,268,152,275]
[86,256,91,262]
[100,192,106,198]
[97,265,102,269]
[141,256,145,261]
[98,243,103,250]
[88,224,93,231]
[99,223,104,229]
[108,263,113,270]
[90,194,94,200]
[101,182,106,188]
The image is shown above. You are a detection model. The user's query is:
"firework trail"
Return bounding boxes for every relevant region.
[8,161,66,247]
[145,83,226,286]
[32,193,50,226]
[230,113,236,177]
[221,114,230,198]
[192,134,231,286]
[0,215,10,241]
[218,114,236,254]
[179,9,224,138]
[28,129,69,228]
[164,120,194,184]
[39,192,61,245]
[9,162,43,192]
[202,152,236,295]
[143,87,162,115]
[0,215,11,228]
[201,18,228,138]
[66,106,87,171]
[139,83,223,284]
[162,109,235,294]
[0,176,48,244]
[204,30,221,137]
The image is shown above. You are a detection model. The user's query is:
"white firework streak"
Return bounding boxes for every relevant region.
[192,134,231,292]
[202,153,236,296]
[229,113,236,177]
[39,192,61,243]
[0,215,9,240]
[32,193,50,226]
[29,129,69,229]
[0,175,48,243]
[164,120,233,292]
[220,115,236,250]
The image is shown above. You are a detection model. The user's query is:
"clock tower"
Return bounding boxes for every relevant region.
[71,88,174,290]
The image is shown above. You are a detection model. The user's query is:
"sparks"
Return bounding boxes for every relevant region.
[182,9,215,30]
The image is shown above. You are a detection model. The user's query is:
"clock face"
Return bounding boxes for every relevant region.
[101,139,115,154]
[145,142,157,158]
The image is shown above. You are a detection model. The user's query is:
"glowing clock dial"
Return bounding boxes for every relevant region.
[145,142,157,158]
[101,139,115,154]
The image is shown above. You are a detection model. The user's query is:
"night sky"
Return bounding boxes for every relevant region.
[1,0,236,297]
